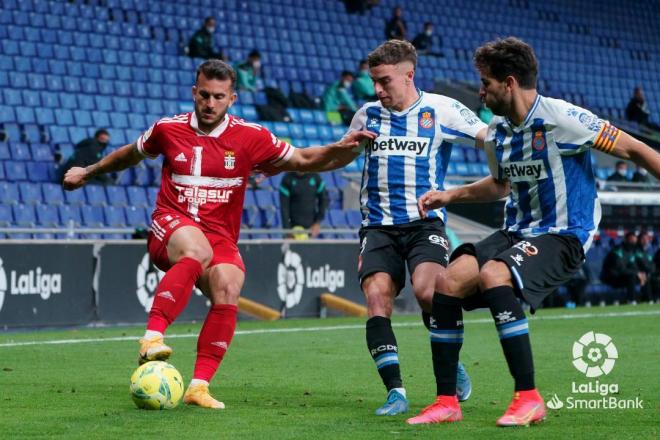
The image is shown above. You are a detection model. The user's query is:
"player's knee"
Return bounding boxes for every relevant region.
[365,292,392,317]
[215,282,241,305]
[479,261,511,290]
[180,245,213,268]
[435,271,467,298]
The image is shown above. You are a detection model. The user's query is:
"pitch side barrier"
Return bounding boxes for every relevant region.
[0,240,400,328]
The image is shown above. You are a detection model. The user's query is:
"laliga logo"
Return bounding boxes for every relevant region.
[572,331,618,378]
[0,258,6,313]
[277,248,304,309]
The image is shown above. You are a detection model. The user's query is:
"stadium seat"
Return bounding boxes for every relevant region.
[84,184,108,207]
[124,205,148,228]
[126,185,149,208]
[0,182,20,205]
[63,187,86,205]
[5,161,28,180]
[12,203,36,227]
[19,182,42,204]
[0,204,13,226]
[36,204,60,227]
[58,204,82,227]
[26,161,51,182]
[42,182,65,205]
[10,142,31,161]
[103,205,126,227]
[81,204,105,227]
[105,185,128,207]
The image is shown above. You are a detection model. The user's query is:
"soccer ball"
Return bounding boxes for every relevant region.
[129,361,184,410]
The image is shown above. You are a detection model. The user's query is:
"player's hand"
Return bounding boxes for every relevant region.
[418,190,452,218]
[310,222,321,238]
[62,167,90,191]
[336,130,377,150]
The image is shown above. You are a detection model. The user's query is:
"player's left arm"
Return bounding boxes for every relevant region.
[279,130,376,172]
[598,130,660,180]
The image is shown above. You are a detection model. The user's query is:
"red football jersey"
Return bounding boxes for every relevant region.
[137,112,294,242]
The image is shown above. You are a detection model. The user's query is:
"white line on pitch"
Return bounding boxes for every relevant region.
[0,309,658,349]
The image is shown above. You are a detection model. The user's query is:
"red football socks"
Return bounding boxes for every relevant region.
[193,304,238,382]
[146,257,204,334]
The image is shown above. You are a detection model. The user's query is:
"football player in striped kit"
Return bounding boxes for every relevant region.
[330,39,489,415]
[409,37,660,427]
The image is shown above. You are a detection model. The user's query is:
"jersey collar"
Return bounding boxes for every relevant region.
[505,93,541,130]
[190,112,230,137]
[387,89,424,116]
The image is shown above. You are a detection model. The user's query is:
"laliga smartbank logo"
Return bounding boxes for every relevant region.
[546,331,643,411]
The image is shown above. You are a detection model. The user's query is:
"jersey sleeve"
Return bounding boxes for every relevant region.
[438,98,487,147]
[136,122,163,159]
[553,104,622,155]
[484,129,504,181]
[249,125,296,170]
[343,105,369,153]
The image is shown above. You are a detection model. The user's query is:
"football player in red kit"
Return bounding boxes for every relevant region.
[63,59,375,409]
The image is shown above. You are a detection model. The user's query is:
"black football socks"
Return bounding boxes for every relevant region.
[429,293,464,396]
[366,316,402,391]
[484,286,535,391]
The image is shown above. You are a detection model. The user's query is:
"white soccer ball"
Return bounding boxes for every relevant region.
[130,361,184,410]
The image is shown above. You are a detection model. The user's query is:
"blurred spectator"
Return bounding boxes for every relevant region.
[476,103,494,124]
[625,86,660,131]
[385,6,407,40]
[343,0,379,14]
[412,22,443,56]
[187,17,226,60]
[652,248,660,304]
[279,172,329,239]
[236,50,263,92]
[58,129,113,185]
[566,264,591,308]
[323,71,358,126]
[352,59,376,101]
[631,164,651,183]
[635,231,655,302]
[606,160,629,182]
[600,231,647,304]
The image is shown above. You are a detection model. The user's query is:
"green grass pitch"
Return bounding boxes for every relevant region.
[0,304,657,439]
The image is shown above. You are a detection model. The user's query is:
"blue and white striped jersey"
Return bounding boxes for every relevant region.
[485,94,621,252]
[347,91,486,226]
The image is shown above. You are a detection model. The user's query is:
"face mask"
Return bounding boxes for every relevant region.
[638,168,648,176]
[342,81,352,88]
[425,29,433,36]
[617,168,627,176]
[252,60,261,69]
[206,26,215,33]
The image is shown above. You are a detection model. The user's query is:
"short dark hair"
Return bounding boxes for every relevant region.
[474,37,538,89]
[340,70,354,78]
[367,39,417,69]
[204,16,215,25]
[94,128,109,138]
[615,160,627,167]
[195,59,236,88]
[248,49,261,59]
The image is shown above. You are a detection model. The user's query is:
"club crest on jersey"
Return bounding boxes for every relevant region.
[367,117,380,129]
[224,151,236,170]
[419,111,434,129]
[532,131,545,151]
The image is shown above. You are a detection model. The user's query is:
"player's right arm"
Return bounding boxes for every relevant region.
[417,176,510,219]
[62,142,143,190]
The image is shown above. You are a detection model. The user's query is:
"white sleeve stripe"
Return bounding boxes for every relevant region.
[136,135,157,159]
[272,144,295,166]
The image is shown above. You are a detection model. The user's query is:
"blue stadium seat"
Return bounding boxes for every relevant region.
[254,190,275,208]
[5,161,28,180]
[84,184,108,207]
[2,123,22,142]
[105,185,128,206]
[19,182,42,204]
[147,186,158,207]
[10,142,31,160]
[24,165,51,192]
[81,205,104,227]
[63,187,86,205]
[346,209,362,227]
[0,143,9,160]
[42,182,65,205]
[103,205,126,227]
[0,204,13,226]
[328,209,348,228]
[124,205,148,228]
[30,143,52,162]
[37,204,60,227]
[12,204,36,226]
[58,204,82,227]
[23,124,41,143]
[0,182,20,205]
[126,185,149,208]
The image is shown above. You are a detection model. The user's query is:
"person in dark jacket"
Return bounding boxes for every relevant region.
[600,232,648,304]
[635,231,656,302]
[187,17,226,60]
[384,6,407,40]
[279,172,329,239]
[59,128,113,184]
